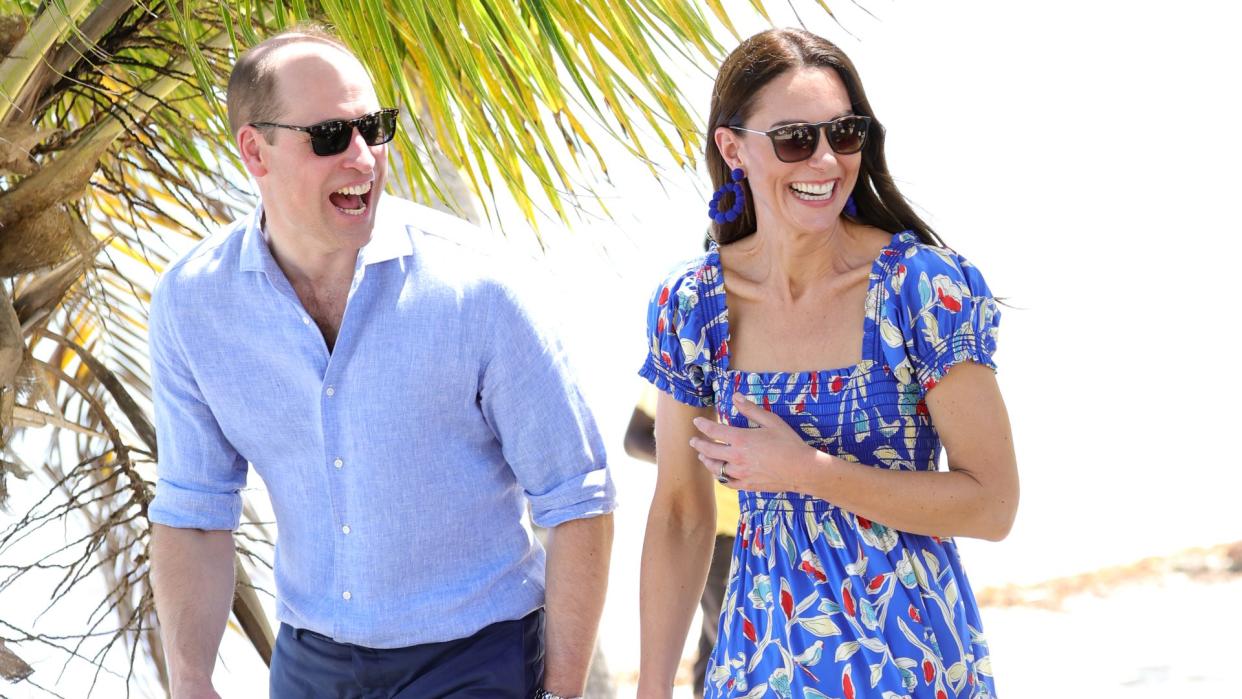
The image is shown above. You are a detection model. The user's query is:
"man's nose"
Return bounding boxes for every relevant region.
[341,127,378,170]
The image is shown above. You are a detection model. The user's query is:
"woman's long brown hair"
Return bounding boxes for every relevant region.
[707,28,943,247]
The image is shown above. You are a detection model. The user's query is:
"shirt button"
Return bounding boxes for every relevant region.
[342,591,352,601]
[325,386,336,397]
[302,316,310,325]
[341,524,351,534]
[334,458,343,469]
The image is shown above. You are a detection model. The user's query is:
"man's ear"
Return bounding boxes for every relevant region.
[237,125,270,178]
[713,126,745,171]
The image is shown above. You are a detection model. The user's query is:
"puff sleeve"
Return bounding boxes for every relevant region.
[638,259,716,407]
[877,243,1001,395]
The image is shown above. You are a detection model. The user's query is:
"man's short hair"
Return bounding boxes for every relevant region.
[226,23,353,137]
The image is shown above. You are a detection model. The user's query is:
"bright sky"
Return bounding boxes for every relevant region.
[7,1,1241,696]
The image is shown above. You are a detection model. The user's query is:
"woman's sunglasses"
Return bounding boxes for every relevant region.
[730,115,872,163]
[250,108,400,156]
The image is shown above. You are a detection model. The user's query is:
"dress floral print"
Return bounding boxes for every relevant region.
[639,232,1001,698]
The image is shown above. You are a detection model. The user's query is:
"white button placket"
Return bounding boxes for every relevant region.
[323,380,347,607]
[323,264,365,614]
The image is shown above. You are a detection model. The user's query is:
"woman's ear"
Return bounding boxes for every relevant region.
[713,126,744,170]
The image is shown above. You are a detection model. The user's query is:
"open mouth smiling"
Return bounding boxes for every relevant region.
[329,181,372,216]
[789,180,835,201]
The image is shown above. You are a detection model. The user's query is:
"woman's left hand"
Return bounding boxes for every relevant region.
[690,392,817,491]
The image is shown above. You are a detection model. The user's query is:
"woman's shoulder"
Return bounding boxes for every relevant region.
[874,231,1001,388]
[647,246,722,311]
[642,247,722,406]
[884,232,987,281]
[875,232,995,314]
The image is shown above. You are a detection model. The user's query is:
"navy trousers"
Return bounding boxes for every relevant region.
[269,609,545,698]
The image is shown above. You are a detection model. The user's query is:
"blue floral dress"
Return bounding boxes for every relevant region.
[639,231,1001,699]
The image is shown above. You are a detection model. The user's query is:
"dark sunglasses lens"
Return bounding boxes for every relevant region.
[309,120,352,156]
[307,111,397,155]
[368,110,397,145]
[827,117,868,155]
[771,125,818,162]
[356,110,397,146]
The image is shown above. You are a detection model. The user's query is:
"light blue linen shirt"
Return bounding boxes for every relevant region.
[147,196,615,648]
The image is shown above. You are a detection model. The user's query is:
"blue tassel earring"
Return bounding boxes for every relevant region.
[843,194,858,217]
[709,168,747,224]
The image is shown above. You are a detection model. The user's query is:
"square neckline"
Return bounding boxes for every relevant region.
[705,230,906,381]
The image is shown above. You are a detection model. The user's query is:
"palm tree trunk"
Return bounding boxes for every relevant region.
[0,285,22,402]
[0,0,93,126]
[0,31,231,276]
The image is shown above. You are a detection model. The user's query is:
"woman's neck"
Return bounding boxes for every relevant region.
[727,219,866,303]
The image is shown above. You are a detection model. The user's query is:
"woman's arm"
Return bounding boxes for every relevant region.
[638,391,720,698]
[691,362,1019,541]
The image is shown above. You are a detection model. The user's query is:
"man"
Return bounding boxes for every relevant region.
[148,26,614,699]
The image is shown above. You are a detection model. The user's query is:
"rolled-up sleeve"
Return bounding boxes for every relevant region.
[477,277,616,528]
[146,275,248,530]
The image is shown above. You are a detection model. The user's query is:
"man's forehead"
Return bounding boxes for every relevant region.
[266,43,379,118]
[266,39,358,69]
[266,42,370,86]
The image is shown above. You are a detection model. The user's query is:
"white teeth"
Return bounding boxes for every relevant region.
[333,181,371,214]
[790,181,835,197]
[334,181,372,196]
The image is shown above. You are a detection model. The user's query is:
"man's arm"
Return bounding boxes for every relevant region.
[541,513,614,697]
[150,524,236,699]
[473,271,617,695]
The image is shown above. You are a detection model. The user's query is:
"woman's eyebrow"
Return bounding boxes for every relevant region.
[768,111,855,128]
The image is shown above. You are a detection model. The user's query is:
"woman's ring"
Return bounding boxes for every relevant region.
[716,462,729,484]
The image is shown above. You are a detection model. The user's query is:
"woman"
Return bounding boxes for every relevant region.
[637,29,1017,699]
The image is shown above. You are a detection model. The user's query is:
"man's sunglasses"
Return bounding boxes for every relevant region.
[250,108,400,156]
[730,115,872,163]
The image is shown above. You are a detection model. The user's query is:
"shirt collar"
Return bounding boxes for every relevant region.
[237,198,415,274]
[238,204,274,274]
[359,196,415,265]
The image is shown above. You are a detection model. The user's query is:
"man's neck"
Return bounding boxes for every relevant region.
[262,214,360,291]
